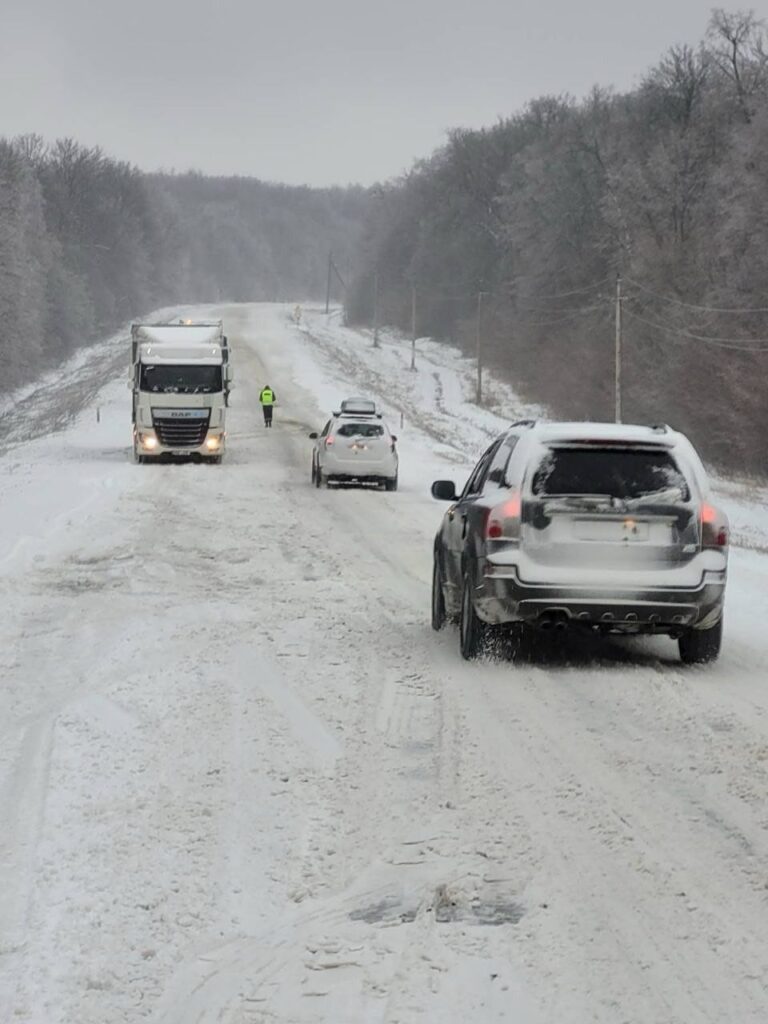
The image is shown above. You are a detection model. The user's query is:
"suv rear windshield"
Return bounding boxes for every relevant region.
[336,422,384,438]
[532,447,689,500]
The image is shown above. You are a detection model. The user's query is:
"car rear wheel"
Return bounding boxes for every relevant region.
[679,618,723,664]
[385,475,398,492]
[431,557,447,631]
[460,572,487,660]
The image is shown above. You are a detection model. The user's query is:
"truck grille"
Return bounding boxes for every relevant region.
[153,414,210,448]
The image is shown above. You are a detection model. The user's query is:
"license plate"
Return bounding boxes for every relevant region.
[574,519,650,542]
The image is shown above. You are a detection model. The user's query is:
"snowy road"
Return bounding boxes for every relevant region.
[1,304,768,1023]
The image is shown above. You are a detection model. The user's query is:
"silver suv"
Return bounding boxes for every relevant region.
[430,421,728,664]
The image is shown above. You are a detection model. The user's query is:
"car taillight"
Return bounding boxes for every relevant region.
[486,494,522,541]
[701,503,728,549]
[325,436,335,447]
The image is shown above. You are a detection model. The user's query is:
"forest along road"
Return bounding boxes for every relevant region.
[1,303,767,1024]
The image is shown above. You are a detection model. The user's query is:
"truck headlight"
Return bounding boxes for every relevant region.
[139,433,157,450]
[206,436,221,451]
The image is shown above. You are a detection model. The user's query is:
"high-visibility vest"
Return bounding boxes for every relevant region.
[260,388,274,405]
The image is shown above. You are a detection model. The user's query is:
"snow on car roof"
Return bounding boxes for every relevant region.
[534,421,677,446]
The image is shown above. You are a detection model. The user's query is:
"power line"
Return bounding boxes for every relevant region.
[513,302,611,328]
[509,275,613,301]
[406,274,611,307]
[623,307,768,350]
[623,275,768,315]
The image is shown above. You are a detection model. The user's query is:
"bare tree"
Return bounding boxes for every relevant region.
[707,9,768,122]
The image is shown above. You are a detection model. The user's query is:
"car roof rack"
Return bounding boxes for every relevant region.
[649,423,669,433]
[333,410,382,418]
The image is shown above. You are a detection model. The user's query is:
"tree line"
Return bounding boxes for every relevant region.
[0,137,367,392]
[346,10,768,475]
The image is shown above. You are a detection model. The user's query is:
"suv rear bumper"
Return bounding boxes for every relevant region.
[475,564,726,632]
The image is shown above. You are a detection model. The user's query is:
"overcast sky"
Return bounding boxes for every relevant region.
[2,0,732,187]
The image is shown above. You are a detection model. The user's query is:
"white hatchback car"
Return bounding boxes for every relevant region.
[309,402,399,490]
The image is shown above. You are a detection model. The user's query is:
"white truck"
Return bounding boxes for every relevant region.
[130,320,233,463]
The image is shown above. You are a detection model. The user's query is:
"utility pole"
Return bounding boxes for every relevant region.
[373,270,380,348]
[614,274,622,423]
[476,290,486,405]
[325,250,333,314]
[410,283,417,371]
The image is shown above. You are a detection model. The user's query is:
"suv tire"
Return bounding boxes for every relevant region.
[679,618,723,664]
[431,557,447,631]
[460,572,487,660]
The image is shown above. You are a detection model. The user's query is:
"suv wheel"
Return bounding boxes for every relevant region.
[679,618,723,664]
[431,557,447,631]
[385,475,398,492]
[460,572,487,660]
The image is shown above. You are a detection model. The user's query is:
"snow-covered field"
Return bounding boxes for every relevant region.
[1,303,768,1023]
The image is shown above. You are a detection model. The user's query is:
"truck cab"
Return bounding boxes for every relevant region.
[130,322,232,463]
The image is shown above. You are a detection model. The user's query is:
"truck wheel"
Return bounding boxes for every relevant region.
[679,618,723,664]
[459,572,487,660]
[134,448,144,464]
[431,557,447,631]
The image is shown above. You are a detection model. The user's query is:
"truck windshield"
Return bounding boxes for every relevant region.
[139,364,222,394]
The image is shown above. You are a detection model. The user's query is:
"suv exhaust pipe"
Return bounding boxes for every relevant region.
[538,611,569,632]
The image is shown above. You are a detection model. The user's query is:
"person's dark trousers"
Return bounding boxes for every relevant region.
[263,406,273,427]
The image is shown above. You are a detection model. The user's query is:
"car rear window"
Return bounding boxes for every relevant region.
[336,422,384,438]
[532,447,689,500]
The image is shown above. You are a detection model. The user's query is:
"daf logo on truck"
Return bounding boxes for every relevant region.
[130,319,233,464]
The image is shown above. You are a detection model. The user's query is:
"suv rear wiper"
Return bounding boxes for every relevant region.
[624,486,686,508]
[541,493,614,508]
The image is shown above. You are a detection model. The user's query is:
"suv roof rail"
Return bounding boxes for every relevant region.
[649,423,669,433]
[509,419,537,429]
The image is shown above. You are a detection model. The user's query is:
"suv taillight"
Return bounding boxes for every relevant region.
[701,503,728,549]
[486,494,522,541]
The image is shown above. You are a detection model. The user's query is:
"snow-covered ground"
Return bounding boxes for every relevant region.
[1,303,768,1024]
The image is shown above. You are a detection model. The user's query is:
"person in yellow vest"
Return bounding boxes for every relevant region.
[259,385,276,428]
